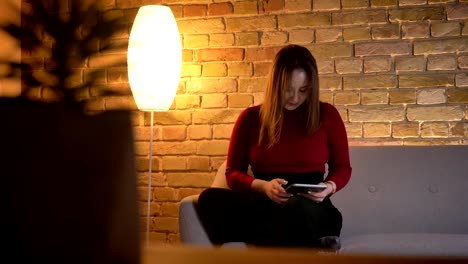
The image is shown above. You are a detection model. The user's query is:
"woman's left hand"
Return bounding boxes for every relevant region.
[299,182,333,203]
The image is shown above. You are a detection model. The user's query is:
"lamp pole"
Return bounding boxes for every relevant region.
[146,111,154,247]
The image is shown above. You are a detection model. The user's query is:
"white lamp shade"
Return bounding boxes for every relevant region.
[127,5,181,111]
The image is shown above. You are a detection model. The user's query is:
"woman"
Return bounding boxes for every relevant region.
[197,44,351,249]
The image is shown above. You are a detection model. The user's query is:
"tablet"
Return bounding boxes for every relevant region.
[285,183,327,194]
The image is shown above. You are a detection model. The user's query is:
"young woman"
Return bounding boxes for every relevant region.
[197,44,351,249]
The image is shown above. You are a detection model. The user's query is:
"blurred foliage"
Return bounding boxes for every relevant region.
[0,0,128,105]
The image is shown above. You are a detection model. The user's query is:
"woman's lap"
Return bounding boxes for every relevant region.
[197,188,342,248]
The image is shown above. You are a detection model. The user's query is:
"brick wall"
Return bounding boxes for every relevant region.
[16,0,468,245]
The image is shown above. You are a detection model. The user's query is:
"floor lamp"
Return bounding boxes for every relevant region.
[127,5,182,247]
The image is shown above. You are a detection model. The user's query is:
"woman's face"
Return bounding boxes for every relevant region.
[283,68,310,111]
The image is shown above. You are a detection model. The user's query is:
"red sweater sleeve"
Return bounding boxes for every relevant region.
[323,103,352,192]
[225,108,255,191]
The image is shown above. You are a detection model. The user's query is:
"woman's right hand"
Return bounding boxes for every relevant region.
[253,178,291,205]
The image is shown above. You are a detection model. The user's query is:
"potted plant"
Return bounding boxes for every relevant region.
[0,1,140,263]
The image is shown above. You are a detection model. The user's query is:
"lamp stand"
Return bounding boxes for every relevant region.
[128,4,181,248]
[146,110,154,247]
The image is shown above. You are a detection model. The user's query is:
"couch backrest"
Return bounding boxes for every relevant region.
[332,145,468,239]
[214,145,468,239]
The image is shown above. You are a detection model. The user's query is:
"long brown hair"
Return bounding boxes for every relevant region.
[259,45,321,147]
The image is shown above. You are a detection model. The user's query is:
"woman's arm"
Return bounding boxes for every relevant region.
[225,108,255,191]
[323,103,352,192]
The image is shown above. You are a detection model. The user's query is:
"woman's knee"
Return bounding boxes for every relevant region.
[198,188,228,206]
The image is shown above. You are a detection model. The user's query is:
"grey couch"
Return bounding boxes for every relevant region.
[179,146,468,257]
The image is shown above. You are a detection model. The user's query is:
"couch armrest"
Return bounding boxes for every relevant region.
[178,194,212,245]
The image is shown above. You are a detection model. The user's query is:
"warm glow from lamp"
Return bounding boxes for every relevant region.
[127,5,181,247]
[127,5,181,111]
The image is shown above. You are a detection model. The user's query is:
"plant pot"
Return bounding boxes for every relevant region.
[0,97,140,263]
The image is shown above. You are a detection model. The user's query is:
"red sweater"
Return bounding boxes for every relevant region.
[225,102,352,192]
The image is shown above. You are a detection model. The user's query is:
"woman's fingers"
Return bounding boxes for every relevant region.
[274,187,291,204]
[276,196,290,205]
[267,178,293,204]
[274,179,287,191]
[272,180,287,194]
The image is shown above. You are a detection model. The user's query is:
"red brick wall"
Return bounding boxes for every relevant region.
[115,1,468,244]
[16,0,468,245]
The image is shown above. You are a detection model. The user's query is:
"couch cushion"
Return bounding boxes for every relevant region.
[212,160,254,189]
[211,161,230,189]
[340,233,468,257]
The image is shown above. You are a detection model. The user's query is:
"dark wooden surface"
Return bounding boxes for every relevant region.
[144,245,468,264]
